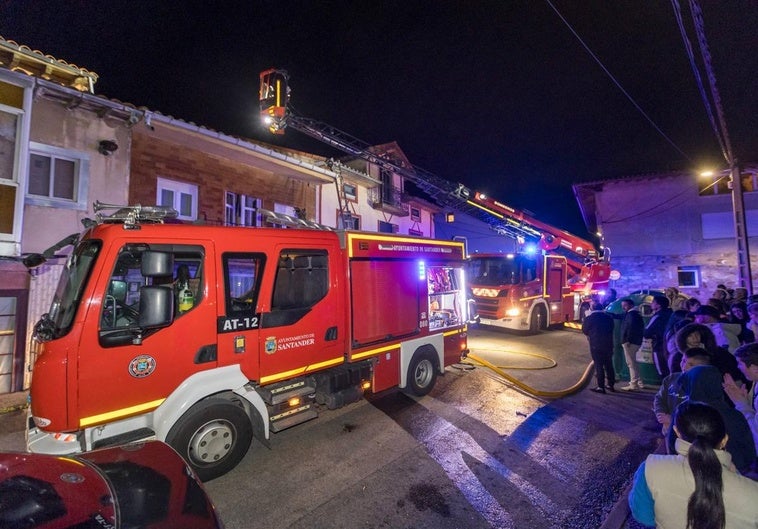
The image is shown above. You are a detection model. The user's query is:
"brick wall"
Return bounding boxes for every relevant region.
[130,130,316,224]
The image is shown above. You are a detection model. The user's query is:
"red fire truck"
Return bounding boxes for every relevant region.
[465,193,610,332]
[27,204,468,481]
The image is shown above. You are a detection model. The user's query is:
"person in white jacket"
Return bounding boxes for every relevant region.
[693,304,742,353]
[629,401,758,529]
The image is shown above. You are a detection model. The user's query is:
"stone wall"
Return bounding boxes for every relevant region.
[609,249,758,300]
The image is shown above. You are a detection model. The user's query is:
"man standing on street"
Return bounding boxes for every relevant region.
[644,295,672,378]
[582,302,616,394]
[620,298,645,390]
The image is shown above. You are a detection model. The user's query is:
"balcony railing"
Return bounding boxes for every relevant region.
[367,185,409,216]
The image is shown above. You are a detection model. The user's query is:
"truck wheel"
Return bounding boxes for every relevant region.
[166,397,253,482]
[404,349,438,397]
[529,307,545,334]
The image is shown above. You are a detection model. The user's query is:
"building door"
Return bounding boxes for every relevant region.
[0,290,28,394]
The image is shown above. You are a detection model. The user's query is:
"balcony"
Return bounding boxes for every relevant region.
[367,185,409,217]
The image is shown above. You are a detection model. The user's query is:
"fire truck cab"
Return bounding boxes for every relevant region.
[27,205,468,481]
[468,251,574,332]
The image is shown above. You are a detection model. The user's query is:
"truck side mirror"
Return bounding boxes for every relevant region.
[141,251,174,278]
[108,280,128,303]
[139,286,174,329]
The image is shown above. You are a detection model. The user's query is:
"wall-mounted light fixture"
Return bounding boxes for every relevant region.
[98,139,118,156]
[445,212,455,223]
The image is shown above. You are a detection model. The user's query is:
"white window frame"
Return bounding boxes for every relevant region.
[336,210,360,230]
[225,192,261,227]
[25,142,89,210]
[410,207,421,222]
[157,177,198,221]
[677,266,701,289]
[343,182,357,202]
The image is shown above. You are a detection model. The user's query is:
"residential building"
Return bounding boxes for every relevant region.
[325,142,439,236]
[0,37,135,393]
[573,168,758,300]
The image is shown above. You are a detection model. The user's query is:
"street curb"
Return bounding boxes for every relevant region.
[600,437,665,529]
[599,483,632,529]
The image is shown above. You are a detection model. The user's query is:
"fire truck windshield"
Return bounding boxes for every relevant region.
[468,255,538,286]
[40,240,101,340]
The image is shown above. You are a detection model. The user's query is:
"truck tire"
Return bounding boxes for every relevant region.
[529,307,545,334]
[404,349,438,397]
[166,397,253,482]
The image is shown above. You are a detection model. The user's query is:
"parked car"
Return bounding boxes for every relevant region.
[0,440,223,529]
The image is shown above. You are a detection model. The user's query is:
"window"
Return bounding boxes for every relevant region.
[699,172,757,196]
[271,250,329,311]
[336,211,360,230]
[677,266,701,288]
[157,177,197,221]
[99,245,204,341]
[378,220,398,233]
[410,207,421,221]
[225,192,260,227]
[224,253,266,314]
[343,183,357,201]
[26,142,89,209]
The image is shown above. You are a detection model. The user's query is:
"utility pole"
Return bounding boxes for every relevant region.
[731,162,753,295]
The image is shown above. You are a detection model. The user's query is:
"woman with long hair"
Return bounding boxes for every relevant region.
[629,401,758,528]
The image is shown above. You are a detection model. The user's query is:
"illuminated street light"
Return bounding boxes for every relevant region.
[699,165,753,295]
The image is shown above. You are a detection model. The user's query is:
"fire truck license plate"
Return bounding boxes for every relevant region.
[217,315,260,333]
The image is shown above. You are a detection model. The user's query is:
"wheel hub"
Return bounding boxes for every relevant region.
[415,359,433,388]
[189,420,234,465]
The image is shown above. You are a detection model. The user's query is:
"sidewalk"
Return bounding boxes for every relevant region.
[0,390,29,414]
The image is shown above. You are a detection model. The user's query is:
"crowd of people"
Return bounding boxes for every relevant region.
[581,284,758,528]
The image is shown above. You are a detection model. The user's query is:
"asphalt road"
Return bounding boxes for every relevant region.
[0,327,661,528]
[205,327,660,529]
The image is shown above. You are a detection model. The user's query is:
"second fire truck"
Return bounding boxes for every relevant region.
[464,193,610,332]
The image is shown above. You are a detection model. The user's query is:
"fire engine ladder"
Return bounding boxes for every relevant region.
[260,68,577,247]
[256,207,335,231]
[285,115,546,244]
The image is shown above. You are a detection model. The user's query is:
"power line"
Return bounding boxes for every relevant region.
[671,0,730,164]
[544,0,692,162]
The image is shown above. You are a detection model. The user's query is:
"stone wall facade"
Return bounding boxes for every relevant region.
[609,250,758,301]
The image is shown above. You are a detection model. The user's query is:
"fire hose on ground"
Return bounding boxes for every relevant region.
[460,349,596,399]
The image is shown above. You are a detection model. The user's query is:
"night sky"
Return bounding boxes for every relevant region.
[2,1,757,237]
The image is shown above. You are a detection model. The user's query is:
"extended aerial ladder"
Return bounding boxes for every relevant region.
[258,68,609,297]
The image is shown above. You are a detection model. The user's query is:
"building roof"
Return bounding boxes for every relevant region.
[572,166,758,234]
[0,36,98,92]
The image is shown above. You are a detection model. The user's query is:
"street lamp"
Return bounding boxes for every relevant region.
[700,164,753,296]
